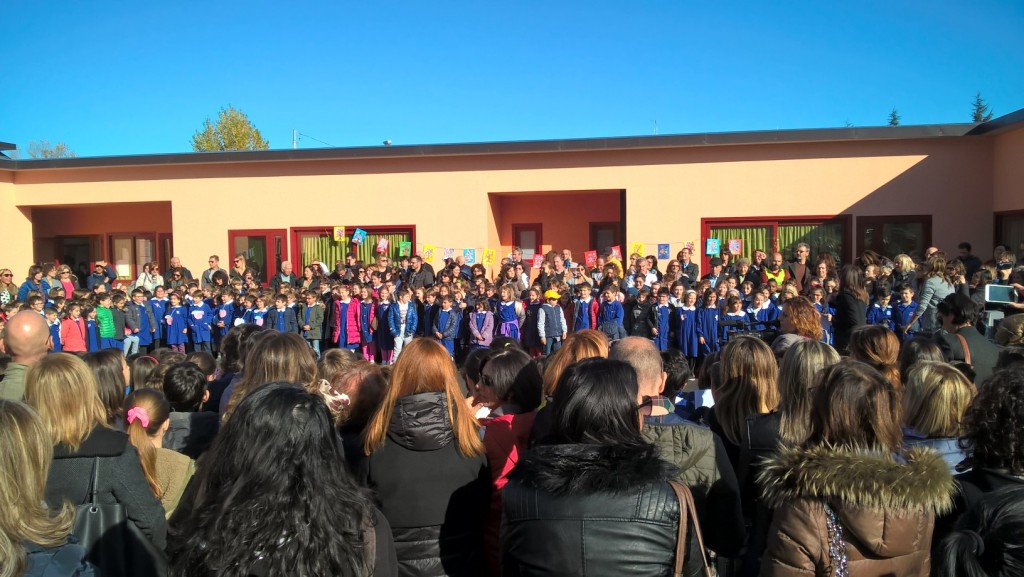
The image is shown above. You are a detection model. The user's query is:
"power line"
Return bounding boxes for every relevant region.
[295,132,335,148]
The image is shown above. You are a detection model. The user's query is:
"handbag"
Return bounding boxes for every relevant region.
[668,480,714,577]
[73,457,168,577]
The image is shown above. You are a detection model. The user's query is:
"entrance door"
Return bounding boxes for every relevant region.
[55,236,101,281]
[109,234,156,281]
[512,224,543,260]
[590,222,621,254]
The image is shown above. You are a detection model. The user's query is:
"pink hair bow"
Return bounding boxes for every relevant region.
[126,407,150,428]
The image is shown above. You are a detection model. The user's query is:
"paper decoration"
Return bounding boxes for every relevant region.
[584,250,598,268]
[684,241,696,252]
[441,247,454,260]
[399,241,412,257]
[375,237,390,254]
[630,242,645,257]
[532,254,544,269]
[332,226,346,242]
[463,248,477,264]
[351,228,367,245]
[705,238,721,256]
[727,239,742,255]
[422,245,436,261]
[482,249,496,265]
[610,245,622,260]
[657,244,670,260]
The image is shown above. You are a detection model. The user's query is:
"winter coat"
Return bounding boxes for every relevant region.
[642,418,746,565]
[299,303,325,340]
[758,445,955,577]
[358,391,489,577]
[23,537,95,577]
[45,426,168,552]
[469,311,494,347]
[501,443,683,577]
[332,299,362,346]
[831,291,867,353]
[936,325,1001,385]
[480,411,536,577]
[265,307,299,334]
[388,301,419,339]
[162,412,220,460]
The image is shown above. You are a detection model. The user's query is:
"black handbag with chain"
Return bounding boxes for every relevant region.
[73,457,168,577]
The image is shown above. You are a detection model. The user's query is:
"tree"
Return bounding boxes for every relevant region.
[888,108,900,126]
[971,92,994,123]
[191,105,269,152]
[28,140,76,159]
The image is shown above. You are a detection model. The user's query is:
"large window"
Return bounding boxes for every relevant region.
[857,216,931,260]
[996,211,1024,257]
[291,226,415,268]
[109,234,155,280]
[701,216,851,271]
[228,229,287,284]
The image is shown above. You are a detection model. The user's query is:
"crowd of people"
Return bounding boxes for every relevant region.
[1,239,1024,577]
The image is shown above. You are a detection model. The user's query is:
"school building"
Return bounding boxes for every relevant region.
[1,107,1023,283]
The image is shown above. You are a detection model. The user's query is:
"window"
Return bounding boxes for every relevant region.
[291,226,415,269]
[701,216,851,271]
[512,224,542,260]
[590,222,622,253]
[228,229,287,284]
[857,216,931,260]
[996,211,1024,258]
[109,234,155,280]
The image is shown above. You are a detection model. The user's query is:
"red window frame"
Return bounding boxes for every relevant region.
[856,215,932,260]
[290,225,417,267]
[699,215,853,274]
[227,229,288,286]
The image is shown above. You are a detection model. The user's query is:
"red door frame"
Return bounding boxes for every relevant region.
[699,215,853,274]
[589,221,621,253]
[228,229,288,286]
[511,223,543,257]
[994,210,1024,251]
[290,225,417,267]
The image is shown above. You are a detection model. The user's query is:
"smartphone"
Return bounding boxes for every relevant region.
[985,284,1018,304]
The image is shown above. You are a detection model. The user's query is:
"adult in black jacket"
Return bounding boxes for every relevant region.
[358,339,489,577]
[503,358,687,577]
[25,354,167,574]
[831,265,868,353]
[405,256,435,290]
[935,292,1001,385]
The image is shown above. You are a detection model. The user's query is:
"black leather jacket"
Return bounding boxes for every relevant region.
[502,443,689,577]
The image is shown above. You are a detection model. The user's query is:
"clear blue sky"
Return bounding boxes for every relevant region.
[3,1,1023,157]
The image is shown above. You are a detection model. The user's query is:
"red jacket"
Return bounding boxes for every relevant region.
[331,298,362,346]
[480,411,537,577]
[60,317,88,352]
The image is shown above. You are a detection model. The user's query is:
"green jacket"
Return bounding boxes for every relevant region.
[96,305,115,338]
[300,303,325,340]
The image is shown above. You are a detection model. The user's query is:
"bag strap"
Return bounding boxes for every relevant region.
[956,333,972,366]
[87,456,100,505]
[668,480,713,577]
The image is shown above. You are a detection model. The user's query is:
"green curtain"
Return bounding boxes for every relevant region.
[778,222,844,262]
[709,226,772,260]
[298,231,413,267]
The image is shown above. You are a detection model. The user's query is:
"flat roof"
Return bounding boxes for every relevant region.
[2,108,1022,171]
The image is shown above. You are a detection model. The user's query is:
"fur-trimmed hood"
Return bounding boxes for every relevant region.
[507,443,678,496]
[758,445,955,558]
[758,445,955,514]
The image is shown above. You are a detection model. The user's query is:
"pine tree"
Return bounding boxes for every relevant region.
[971,92,994,123]
[888,108,900,126]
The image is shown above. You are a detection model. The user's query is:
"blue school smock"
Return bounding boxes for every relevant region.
[721,312,748,344]
[674,306,699,357]
[86,319,100,352]
[136,303,154,347]
[435,308,457,355]
[360,301,376,343]
[375,302,395,351]
[188,302,213,344]
[652,304,672,351]
[695,306,721,355]
[150,298,168,341]
[215,301,236,340]
[165,306,188,345]
[893,301,919,341]
[49,322,62,352]
[497,301,521,340]
[867,303,894,331]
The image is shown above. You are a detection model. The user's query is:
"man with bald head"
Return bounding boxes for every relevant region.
[609,336,745,561]
[0,310,53,400]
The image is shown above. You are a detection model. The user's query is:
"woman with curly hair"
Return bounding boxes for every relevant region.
[168,383,396,577]
[770,296,822,357]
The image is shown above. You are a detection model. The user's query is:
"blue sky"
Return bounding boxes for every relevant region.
[2,1,1023,157]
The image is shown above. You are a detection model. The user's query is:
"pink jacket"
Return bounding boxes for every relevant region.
[331,298,362,346]
[60,317,88,352]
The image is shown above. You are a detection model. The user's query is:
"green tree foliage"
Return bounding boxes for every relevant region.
[888,108,900,126]
[971,92,994,123]
[28,140,76,159]
[191,105,269,152]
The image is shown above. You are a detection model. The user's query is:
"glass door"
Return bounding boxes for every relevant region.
[109,234,155,280]
[512,223,543,260]
[228,229,287,285]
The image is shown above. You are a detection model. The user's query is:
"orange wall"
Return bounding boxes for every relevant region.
[490,191,620,259]
[32,202,172,237]
[994,126,1024,212]
[3,134,1003,273]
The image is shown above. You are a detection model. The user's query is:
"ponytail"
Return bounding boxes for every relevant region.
[124,389,171,499]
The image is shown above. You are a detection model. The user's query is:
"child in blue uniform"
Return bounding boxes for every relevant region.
[496,285,525,341]
[651,288,673,352]
[150,286,168,349]
[188,290,214,353]
[165,292,189,353]
[721,295,747,345]
[433,294,459,358]
[867,285,895,331]
[597,286,626,341]
[674,290,699,368]
[893,284,920,341]
[696,290,721,357]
